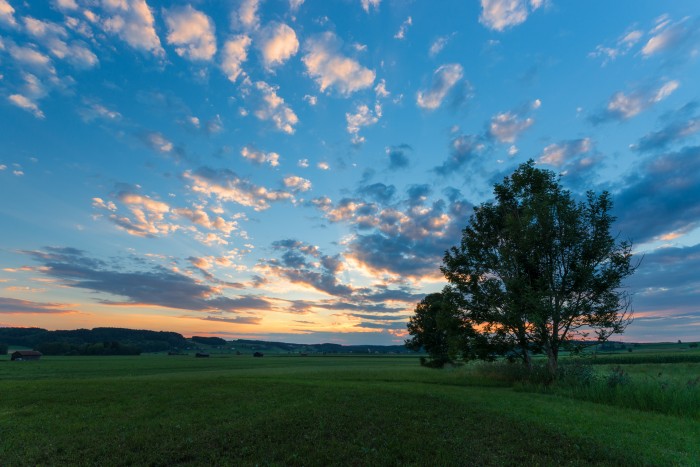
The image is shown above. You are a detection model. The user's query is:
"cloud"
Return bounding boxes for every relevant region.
[615,145,700,244]
[642,16,698,57]
[173,207,238,236]
[164,5,216,61]
[591,80,680,123]
[283,175,312,192]
[374,79,389,98]
[221,35,251,82]
[9,44,54,73]
[589,29,643,65]
[22,247,271,314]
[143,131,176,154]
[434,134,485,175]
[386,144,411,170]
[0,297,77,314]
[346,102,382,144]
[101,0,164,57]
[0,0,16,27]
[361,0,380,13]
[8,94,45,118]
[240,146,280,167]
[289,0,304,13]
[394,16,412,40]
[537,138,593,167]
[488,103,538,143]
[633,102,700,153]
[429,35,451,57]
[416,63,463,110]
[185,167,294,211]
[302,32,375,95]
[245,80,299,134]
[257,22,299,68]
[22,17,98,68]
[232,0,260,31]
[303,94,317,105]
[96,191,177,237]
[479,0,543,32]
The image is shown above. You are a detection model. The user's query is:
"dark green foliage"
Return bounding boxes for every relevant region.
[0,343,7,355]
[440,160,636,376]
[690,343,699,348]
[191,336,227,346]
[0,327,187,353]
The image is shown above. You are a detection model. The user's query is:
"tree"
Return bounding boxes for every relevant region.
[438,160,636,378]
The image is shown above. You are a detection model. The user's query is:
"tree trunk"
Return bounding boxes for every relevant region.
[546,348,558,381]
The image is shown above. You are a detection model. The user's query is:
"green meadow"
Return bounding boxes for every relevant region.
[1,353,699,465]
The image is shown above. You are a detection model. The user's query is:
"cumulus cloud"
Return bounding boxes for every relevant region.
[22,247,269,314]
[173,207,238,236]
[488,109,535,143]
[164,5,217,61]
[9,44,54,73]
[537,138,593,167]
[0,0,17,27]
[221,35,251,82]
[240,146,280,167]
[591,80,680,123]
[633,102,700,153]
[101,0,164,57]
[283,175,312,192]
[23,17,98,68]
[302,32,375,95]
[97,191,176,237]
[434,134,485,175]
[416,63,463,110]
[429,35,451,57]
[232,0,260,31]
[615,145,700,244]
[258,22,299,68]
[245,80,299,134]
[185,167,294,211]
[386,144,411,170]
[394,16,412,40]
[361,0,380,13]
[346,102,382,145]
[479,0,543,32]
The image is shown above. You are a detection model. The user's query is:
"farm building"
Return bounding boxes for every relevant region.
[11,350,42,361]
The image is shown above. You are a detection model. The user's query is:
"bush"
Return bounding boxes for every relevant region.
[558,361,597,387]
[606,366,630,388]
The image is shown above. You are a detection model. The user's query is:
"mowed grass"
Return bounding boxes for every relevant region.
[1,356,699,465]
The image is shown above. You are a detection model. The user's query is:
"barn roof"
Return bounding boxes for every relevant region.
[12,350,43,356]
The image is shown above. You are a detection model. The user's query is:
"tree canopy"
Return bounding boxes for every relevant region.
[408,161,637,377]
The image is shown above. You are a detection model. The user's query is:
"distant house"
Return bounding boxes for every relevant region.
[195,352,209,358]
[253,352,264,357]
[11,350,42,361]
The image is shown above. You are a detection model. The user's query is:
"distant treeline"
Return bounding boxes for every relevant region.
[191,336,228,346]
[0,327,188,354]
[230,339,416,354]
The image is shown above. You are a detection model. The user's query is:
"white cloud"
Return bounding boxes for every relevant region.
[184,168,294,211]
[248,81,299,134]
[416,63,463,110]
[538,138,592,167]
[642,17,691,57]
[79,100,122,122]
[589,29,643,65]
[289,0,304,12]
[394,16,412,40]
[604,80,680,120]
[489,111,534,143]
[317,161,329,170]
[145,132,174,153]
[303,94,317,105]
[8,94,45,119]
[54,0,79,10]
[346,102,382,144]
[232,0,260,31]
[297,158,309,168]
[479,0,540,32]
[164,5,217,61]
[173,207,238,235]
[221,35,251,82]
[302,32,375,95]
[361,0,380,13]
[108,192,176,237]
[429,35,450,57]
[0,0,17,27]
[24,18,98,68]
[283,175,312,192]
[374,79,389,98]
[241,146,280,167]
[9,45,54,73]
[258,22,299,68]
[101,0,164,57]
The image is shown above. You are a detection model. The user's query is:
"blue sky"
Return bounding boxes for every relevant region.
[1,0,699,344]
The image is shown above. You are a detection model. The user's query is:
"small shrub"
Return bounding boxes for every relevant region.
[558,361,596,387]
[606,366,630,388]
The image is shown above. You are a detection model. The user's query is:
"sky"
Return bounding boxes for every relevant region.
[1,0,699,345]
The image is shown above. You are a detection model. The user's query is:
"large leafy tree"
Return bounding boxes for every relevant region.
[437,160,636,377]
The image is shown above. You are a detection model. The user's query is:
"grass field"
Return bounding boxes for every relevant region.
[1,355,699,465]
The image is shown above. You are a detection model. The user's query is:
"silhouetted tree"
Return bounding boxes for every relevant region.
[439,160,636,378]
